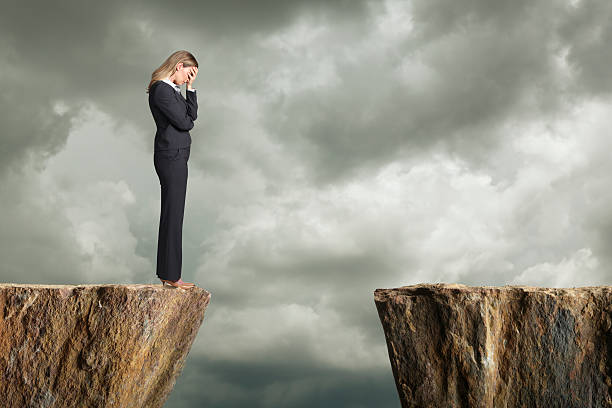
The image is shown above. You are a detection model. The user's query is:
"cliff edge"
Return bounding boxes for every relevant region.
[0,283,211,408]
[374,283,612,408]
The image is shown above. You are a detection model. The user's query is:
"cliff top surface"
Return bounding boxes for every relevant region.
[375,282,612,298]
[0,282,209,291]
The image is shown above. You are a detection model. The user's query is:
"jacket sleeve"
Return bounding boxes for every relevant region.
[186,89,198,121]
[153,84,195,131]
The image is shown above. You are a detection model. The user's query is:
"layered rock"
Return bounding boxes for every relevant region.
[0,283,211,407]
[374,283,612,408]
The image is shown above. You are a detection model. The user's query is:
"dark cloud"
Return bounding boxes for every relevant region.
[260,0,579,185]
[0,166,89,285]
[0,0,371,161]
[558,1,612,96]
[166,356,398,408]
[140,0,371,38]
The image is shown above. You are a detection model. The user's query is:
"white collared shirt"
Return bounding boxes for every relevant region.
[161,77,196,93]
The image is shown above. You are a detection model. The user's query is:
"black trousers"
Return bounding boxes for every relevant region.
[154,147,190,281]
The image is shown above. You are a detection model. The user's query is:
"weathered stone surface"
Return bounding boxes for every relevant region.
[0,283,211,407]
[374,283,612,408]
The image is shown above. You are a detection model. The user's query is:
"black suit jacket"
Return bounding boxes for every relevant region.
[149,80,198,151]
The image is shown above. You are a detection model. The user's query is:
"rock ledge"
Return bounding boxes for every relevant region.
[374,283,612,408]
[0,283,211,408]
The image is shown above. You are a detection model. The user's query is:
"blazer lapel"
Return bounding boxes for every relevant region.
[158,81,186,105]
[172,90,187,105]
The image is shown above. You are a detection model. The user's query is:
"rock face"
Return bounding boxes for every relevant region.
[374,283,612,408]
[0,283,211,408]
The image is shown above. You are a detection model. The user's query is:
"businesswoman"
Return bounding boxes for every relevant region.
[146,50,199,290]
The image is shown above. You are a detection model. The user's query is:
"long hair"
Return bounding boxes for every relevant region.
[146,50,199,93]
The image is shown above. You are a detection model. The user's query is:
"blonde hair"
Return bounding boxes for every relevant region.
[146,50,199,93]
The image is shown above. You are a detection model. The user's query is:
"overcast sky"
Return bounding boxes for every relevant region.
[1,0,611,406]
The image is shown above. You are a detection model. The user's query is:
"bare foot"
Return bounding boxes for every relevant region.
[176,278,195,287]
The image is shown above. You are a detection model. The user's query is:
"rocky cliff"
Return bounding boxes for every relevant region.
[0,283,211,407]
[374,283,612,408]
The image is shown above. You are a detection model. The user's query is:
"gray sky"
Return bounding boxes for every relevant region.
[1,0,611,406]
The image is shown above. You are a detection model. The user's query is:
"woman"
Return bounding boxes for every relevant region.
[146,50,199,290]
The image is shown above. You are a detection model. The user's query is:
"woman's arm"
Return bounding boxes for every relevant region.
[185,68,198,121]
[186,90,198,121]
[153,85,195,131]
